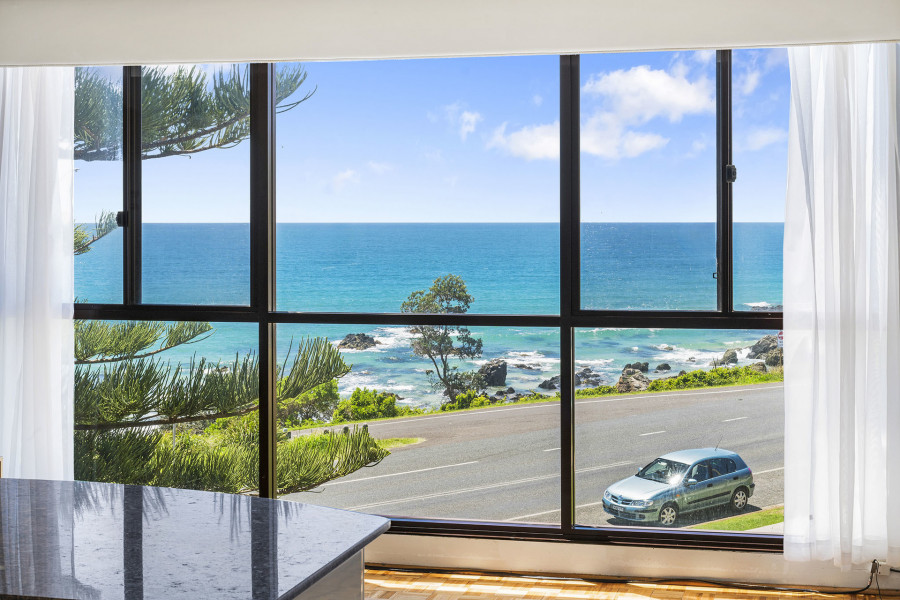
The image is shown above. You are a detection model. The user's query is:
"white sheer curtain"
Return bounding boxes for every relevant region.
[784,43,900,567]
[0,67,75,480]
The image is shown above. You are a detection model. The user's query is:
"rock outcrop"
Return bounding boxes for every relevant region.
[623,362,649,373]
[478,359,508,387]
[338,333,379,350]
[747,335,778,359]
[616,371,650,393]
[765,348,783,367]
[749,362,767,373]
[722,348,739,364]
[655,363,671,371]
[539,375,561,390]
[575,367,603,387]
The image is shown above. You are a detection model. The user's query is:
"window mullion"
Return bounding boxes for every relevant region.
[122,65,142,305]
[560,54,580,534]
[716,50,734,313]
[250,63,278,499]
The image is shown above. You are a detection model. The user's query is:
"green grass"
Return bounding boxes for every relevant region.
[286,366,784,432]
[376,437,424,450]
[690,506,784,531]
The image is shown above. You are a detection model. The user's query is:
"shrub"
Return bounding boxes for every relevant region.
[647,365,783,392]
[441,389,492,411]
[332,387,424,422]
[278,379,341,428]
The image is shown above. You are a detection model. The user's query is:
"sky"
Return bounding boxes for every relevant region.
[74,49,789,224]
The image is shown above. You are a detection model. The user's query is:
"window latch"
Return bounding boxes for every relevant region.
[725,164,738,184]
[116,211,128,227]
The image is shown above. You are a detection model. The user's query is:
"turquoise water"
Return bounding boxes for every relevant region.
[76,223,782,406]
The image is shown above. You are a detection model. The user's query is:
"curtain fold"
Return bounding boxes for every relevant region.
[784,43,900,567]
[0,67,75,480]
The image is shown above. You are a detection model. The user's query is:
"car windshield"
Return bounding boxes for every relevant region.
[637,458,689,484]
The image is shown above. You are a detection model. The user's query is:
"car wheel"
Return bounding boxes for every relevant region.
[658,504,678,526]
[730,487,749,512]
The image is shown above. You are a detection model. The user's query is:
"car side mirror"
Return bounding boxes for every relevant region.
[685,478,697,486]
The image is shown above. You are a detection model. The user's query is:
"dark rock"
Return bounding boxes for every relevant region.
[656,363,671,371]
[678,370,687,376]
[575,367,603,387]
[749,362,767,373]
[478,359,507,387]
[765,348,783,367]
[539,375,561,390]
[616,371,650,393]
[506,387,515,394]
[495,389,508,396]
[513,363,541,371]
[750,304,783,312]
[687,356,696,362]
[623,362,649,373]
[747,334,778,359]
[338,333,379,350]
[722,348,739,364]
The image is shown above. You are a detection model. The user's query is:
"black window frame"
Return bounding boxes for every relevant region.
[74,52,784,553]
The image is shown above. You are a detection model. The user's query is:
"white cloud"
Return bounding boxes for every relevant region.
[367,161,393,174]
[581,112,668,159]
[743,127,787,151]
[331,168,359,191]
[739,69,761,96]
[458,110,482,140]
[532,94,544,106]
[492,64,710,162]
[692,50,716,65]
[488,122,560,160]
[691,138,708,153]
[439,102,483,141]
[582,65,715,124]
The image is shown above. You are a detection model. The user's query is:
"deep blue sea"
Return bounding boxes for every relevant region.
[76,223,782,406]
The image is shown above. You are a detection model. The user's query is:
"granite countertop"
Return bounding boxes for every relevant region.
[0,478,389,600]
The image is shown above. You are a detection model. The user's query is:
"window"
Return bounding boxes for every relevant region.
[74,52,784,551]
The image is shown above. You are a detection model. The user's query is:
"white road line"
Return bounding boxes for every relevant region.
[367,384,784,427]
[723,416,748,422]
[321,461,479,486]
[507,500,606,522]
[349,461,632,511]
[543,448,561,452]
[755,466,784,474]
[639,430,666,436]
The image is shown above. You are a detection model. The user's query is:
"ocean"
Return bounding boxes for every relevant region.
[75,223,782,406]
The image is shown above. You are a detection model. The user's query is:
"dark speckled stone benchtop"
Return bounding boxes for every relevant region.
[0,478,389,600]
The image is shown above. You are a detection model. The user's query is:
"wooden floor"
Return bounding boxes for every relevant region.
[364,569,861,600]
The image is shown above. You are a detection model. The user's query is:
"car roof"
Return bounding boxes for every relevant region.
[656,448,739,464]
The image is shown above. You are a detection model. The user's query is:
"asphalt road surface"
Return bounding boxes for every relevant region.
[283,383,784,529]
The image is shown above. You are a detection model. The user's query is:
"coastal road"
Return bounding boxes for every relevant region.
[283,383,785,529]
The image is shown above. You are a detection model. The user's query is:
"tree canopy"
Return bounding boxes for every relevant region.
[401,274,483,400]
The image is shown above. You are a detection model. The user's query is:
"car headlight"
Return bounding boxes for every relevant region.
[604,490,612,501]
[631,499,654,507]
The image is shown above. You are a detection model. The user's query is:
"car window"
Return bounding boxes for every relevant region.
[708,458,727,478]
[637,458,689,483]
[687,461,710,482]
[725,458,737,473]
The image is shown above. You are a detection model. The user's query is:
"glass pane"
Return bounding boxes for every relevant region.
[733,48,788,312]
[75,320,258,493]
[580,52,717,310]
[140,64,251,305]
[75,66,123,303]
[277,323,561,524]
[574,327,784,532]
[275,56,559,314]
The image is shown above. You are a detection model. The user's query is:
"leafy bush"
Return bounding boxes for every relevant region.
[647,365,783,392]
[332,387,424,423]
[278,379,340,428]
[575,385,618,398]
[441,389,492,411]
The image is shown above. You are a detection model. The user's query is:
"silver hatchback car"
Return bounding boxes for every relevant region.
[602,448,754,526]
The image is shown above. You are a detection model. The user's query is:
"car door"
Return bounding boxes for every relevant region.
[682,461,716,511]
[705,458,735,508]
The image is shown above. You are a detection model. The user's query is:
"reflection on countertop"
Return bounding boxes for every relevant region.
[0,478,388,600]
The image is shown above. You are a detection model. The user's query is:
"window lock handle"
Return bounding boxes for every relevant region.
[116,211,128,227]
[725,164,738,184]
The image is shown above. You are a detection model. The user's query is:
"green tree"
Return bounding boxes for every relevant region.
[74,65,387,493]
[401,274,484,400]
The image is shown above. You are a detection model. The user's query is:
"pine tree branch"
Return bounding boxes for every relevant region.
[75,332,213,365]
[74,405,259,431]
